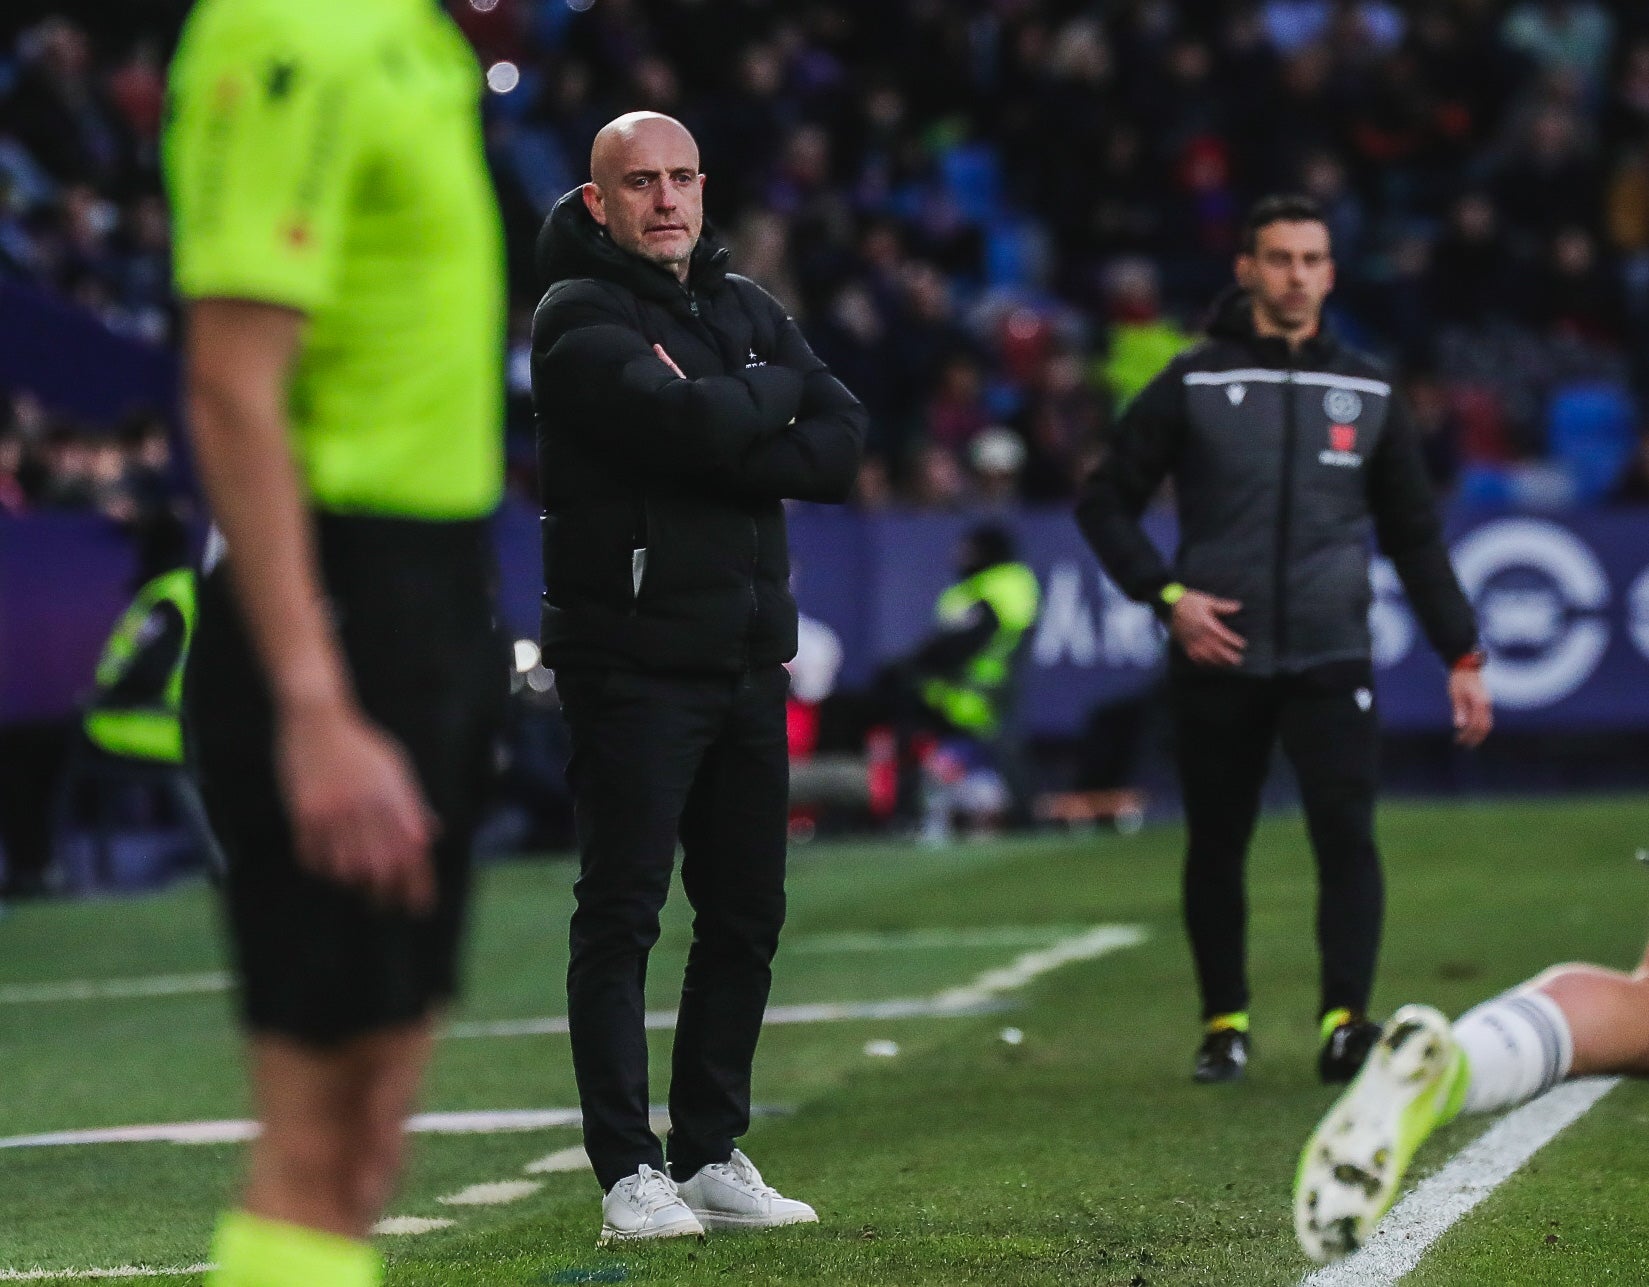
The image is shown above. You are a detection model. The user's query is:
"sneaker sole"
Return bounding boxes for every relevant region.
[596,1217,705,1246]
[688,1209,819,1232]
[1294,1005,1454,1263]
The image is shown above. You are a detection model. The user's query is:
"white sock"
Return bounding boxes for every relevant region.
[1453,988,1575,1114]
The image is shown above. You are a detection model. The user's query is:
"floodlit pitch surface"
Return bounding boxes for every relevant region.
[1,799,1646,1285]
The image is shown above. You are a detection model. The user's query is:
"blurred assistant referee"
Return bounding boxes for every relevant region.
[165,1,503,1284]
[532,113,866,1244]
[1076,196,1493,1088]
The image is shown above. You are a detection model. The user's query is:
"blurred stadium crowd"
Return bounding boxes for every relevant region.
[5,0,1649,513]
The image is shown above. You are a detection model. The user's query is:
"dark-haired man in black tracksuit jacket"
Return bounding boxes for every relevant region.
[1076,196,1493,1087]
[531,112,865,1244]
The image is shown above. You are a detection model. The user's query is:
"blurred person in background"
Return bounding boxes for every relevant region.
[1076,195,1492,1088]
[165,0,505,1282]
[875,523,1041,841]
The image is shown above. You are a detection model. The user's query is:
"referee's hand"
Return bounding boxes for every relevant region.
[1169,590,1247,668]
[276,700,437,914]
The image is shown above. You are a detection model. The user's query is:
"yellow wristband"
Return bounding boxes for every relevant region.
[1160,582,1187,608]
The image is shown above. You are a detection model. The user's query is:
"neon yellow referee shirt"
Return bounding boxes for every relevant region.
[165,0,503,519]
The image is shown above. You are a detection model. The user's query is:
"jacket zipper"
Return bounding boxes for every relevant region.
[744,516,760,668]
[1275,358,1297,668]
[677,279,760,667]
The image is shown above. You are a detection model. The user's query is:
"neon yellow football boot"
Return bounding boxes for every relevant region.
[1294,1004,1468,1263]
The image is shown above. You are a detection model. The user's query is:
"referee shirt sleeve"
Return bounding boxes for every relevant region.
[165,10,361,312]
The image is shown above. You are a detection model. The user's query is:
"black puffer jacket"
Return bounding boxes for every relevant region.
[531,190,866,674]
[1076,288,1476,675]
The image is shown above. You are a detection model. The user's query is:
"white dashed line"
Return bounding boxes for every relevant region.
[0,974,228,1005]
[436,1180,542,1207]
[524,1146,591,1175]
[372,1217,455,1236]
[449,924,1150,1040]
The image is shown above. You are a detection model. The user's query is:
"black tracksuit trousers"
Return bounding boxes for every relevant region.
[1170,659,1383,1023]
[555,665,790,1191]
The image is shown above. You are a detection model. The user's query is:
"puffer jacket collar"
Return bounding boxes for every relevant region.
[535,186,732,301]
[1203,284,1340,367]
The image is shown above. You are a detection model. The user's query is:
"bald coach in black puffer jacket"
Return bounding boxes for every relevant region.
[528,111,864,1232]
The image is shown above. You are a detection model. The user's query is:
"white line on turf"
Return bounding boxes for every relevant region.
[372,1216,455,1236]
[930,924,1149,1010]
[448,923,1149,1040]
[1301,1076,1621,1287]
[0,974,228,1005]
[0,1267,213,1281]
[436,1180,543,1207]
[2,925,1142,1016]
[0,1106,765,1152]
[523,1145,591,1175]
[0,1107,586,1150]
[784,926,1089,953]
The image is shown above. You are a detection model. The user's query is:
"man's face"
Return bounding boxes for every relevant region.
[584,120,705,276]
[1236,219,1334,336]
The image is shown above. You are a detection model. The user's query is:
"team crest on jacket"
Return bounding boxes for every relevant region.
[1227,384,1246,405]
[1323,388,1362,422]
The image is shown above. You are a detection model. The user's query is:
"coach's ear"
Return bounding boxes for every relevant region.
[582,181,607,228]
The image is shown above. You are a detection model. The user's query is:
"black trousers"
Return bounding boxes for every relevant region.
[1170,660,1382,1023]
[555,665,790,1191]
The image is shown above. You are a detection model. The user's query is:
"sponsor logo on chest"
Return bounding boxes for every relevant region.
[1318,389,1363,468]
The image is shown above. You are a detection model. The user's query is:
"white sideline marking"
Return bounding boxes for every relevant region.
[0,973,228,1005]
[785,926,1087,953]
[1302,1076,1620,1286]
[0,1267,213,1281]
[372,1216,455,1236]
[0,1108,584,1150]
[930,924,1149,1010]
[436,1180,542,1207]
[449,923,1149,1040]
[0,1106,767,1152]
[0,925,1130,1011]
[524,1145,591,1175]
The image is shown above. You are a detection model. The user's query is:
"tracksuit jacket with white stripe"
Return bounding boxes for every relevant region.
[1076,288,1478,676]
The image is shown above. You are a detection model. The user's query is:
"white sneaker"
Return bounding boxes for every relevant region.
[1294,1004,1463,1263]
[675,1149,818,1231]
[598,1164,705,1246]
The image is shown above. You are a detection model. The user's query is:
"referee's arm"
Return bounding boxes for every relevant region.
[170,29,434,911]
[1074,364,1186,606]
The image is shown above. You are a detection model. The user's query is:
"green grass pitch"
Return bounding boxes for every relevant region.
[1,797,1647,1285]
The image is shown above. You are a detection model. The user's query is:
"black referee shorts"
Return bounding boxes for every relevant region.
[185,514,503,1046]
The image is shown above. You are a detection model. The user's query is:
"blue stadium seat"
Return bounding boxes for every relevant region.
[1546,380,1638,504]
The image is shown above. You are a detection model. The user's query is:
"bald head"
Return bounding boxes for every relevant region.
[584,113,705,281]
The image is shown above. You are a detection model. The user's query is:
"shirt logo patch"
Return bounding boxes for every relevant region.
[1355,687,1373,711]
[1226,384,1246,405]
[1330,423,1357,453]
[1324,388,1363,422]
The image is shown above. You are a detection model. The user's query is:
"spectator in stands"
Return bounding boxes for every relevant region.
[4,0,1649,511]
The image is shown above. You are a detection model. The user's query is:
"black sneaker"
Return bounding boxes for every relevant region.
[1193,1029,1250,1083]
[1318,1016,1383,1084]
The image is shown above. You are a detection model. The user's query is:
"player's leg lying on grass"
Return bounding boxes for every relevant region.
[209,1022,433,1286]
[1294,944,1649,1262]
